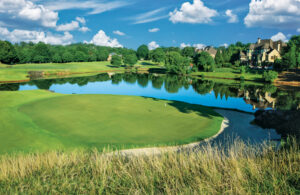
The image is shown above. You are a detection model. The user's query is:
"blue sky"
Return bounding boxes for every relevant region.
[0,0,299,49]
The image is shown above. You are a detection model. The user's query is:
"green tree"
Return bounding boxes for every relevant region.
[150,48,165,64]
[75,51,88,62]
[137,45,149,60]
[263,71,278,83]
[62,52,73,63]
[111,55,122,67]
[52,54,62,63]
[215,49,223,66]
[165,51,190,74]
[194,52,215,72]
[181,47,195,58]
[124,53,138,67]
[33,42,51,63]
[0,40,19,64]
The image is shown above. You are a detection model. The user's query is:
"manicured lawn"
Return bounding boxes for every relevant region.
[192,68,264,82]
[0,61,161,82]
[0,90,223,153]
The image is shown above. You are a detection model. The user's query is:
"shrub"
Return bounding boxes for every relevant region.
[240,76,245,81]
[263,71,278,83]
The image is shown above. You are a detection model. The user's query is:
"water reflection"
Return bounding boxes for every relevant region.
[1,73,300,112]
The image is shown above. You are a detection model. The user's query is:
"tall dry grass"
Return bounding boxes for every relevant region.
[0,139,299,194]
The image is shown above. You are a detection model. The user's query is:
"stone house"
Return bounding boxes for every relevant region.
[244,38,287,65]
[196,46,217,58]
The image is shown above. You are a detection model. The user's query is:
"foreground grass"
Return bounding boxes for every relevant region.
[0,61,159,82]
[0,140,299,194]
[0,90,222,153]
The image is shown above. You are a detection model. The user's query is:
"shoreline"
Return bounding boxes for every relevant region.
[109,109,229,156]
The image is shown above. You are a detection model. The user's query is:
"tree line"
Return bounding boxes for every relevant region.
[0,35,299,74]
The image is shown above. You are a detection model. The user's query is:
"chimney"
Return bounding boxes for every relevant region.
[257,38,261,44]
[277,43,281,52]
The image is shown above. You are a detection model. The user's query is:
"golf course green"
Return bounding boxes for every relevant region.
[0,90,223,153]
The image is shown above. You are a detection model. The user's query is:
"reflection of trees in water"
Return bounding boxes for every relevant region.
[164,75,190,93]
[1,73,299,110]
[123,73,137,84]
[151,75,164,89]
[111,74,123,85]
[137,74,149,88]
[192,80,214,95]
[0,83,20,91]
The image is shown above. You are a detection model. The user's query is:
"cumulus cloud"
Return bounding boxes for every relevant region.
[193,43,206,50]
[0,0,58,28]
[180,43,206,49]
[169,0,218,24]
[244,0,300,28]
[76,17,86,24]
[225,9,239,23]
[148,41,159,50]
[220,43,229,48]
[89,30,123,48]
[271,32,288,42]
[113,30,125,36]
[79,27,90,32]
[149,28,160,33]
[57,21,80,31]
[0,27,73,45]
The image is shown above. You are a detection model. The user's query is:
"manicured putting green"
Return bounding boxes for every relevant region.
[0,90,223,153]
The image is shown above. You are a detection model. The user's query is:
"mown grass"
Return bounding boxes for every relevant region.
[0,61,159,82]
[0,90,223,153]
[192,68,264,82]
[0,139,298,194]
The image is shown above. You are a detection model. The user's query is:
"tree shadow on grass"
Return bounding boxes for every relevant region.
[141,96,220,119]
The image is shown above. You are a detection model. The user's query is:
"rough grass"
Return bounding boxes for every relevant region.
[0,139,298,194]
[0,90,223,153]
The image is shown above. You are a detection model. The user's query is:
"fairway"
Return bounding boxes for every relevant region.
[0,90,223,153]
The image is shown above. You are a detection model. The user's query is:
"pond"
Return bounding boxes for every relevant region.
[1,73,299,113]
[1,73,299,146]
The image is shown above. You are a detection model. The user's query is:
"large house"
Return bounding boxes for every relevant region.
[241,38,287,65]
[196,46,217,58]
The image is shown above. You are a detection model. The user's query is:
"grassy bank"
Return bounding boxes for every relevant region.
[0,61,159,82]
[192,68,264,82]
[0,90,223,153]
[0,139,298,194]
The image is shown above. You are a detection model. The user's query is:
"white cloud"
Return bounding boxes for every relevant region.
[225,9,239,23]
[193,43,206,50]
[244,0,300,28]
[297,28,300,32]
[57,21,79,31]
[89,30,123,48]
[0,0,58,28]
[169,0,218,24]
[180,43,206,49]
[113,30,125,36]
[0,27,73,45]
[45,0,131,15]
[271,32,288,42]
[76,17,86,24]
[149,28,160,33]
[180,43,191,48]
[129,8,168,24]
[148,41,159,50]
[220,43,229,48]
[79,27,90,32]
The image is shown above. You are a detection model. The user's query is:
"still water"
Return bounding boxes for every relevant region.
[2,73,299,113]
